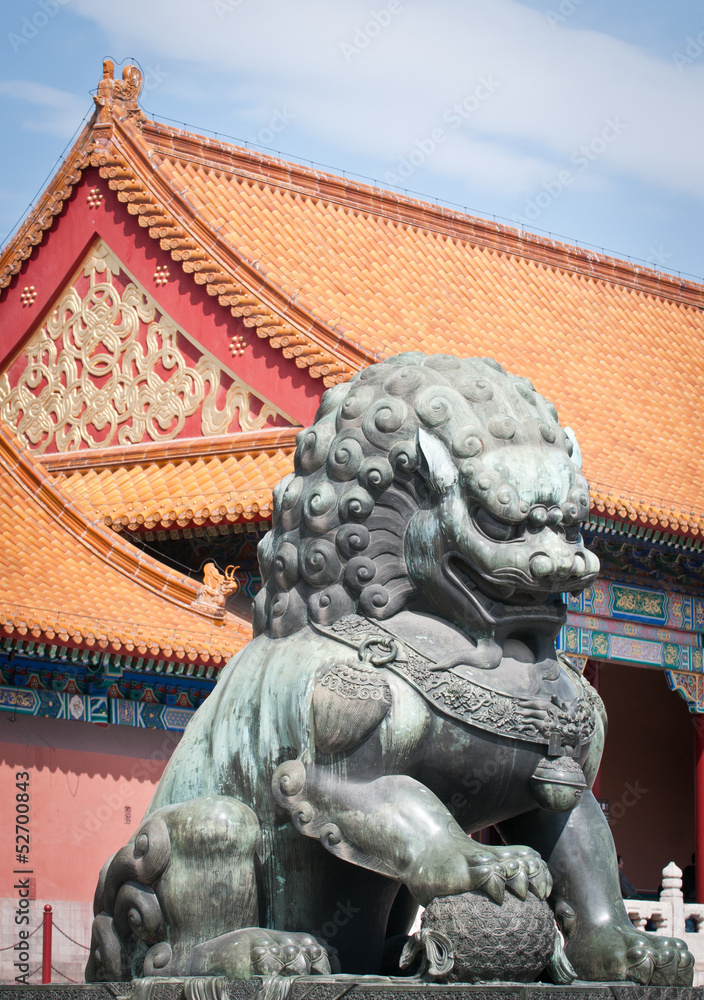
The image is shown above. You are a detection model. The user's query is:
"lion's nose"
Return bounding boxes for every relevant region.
[530,536,576,581]
[574,547,600,580]
[572,552,586,578]
[528,528,599,586]
[530,553,554,579]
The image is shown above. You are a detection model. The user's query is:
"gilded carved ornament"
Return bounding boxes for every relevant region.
[0,241,282,453]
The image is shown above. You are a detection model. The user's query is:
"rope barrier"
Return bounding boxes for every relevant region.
[0,913,90,982]
[51,963,83,984]
[0,922,41,950]
[53,921,90,950]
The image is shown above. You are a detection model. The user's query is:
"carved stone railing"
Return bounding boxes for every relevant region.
[625,862,704,984]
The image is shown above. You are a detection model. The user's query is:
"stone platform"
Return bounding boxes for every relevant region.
[0,981,701,1000]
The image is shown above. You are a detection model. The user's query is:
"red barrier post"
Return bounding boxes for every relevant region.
[42,904,52,984]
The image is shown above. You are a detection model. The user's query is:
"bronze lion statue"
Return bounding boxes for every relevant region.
[87,353,693,986]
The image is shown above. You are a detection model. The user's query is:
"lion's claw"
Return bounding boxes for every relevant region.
[528,865,552,900]
[475,868,505,904]
[464,844,549,905]
[409,837,549,909]
[650,947,678,986]
[505,866,529,900]
[676,948,695,986]
[626,941,679,986]
[625,946,654,985]
[250,932,331,977]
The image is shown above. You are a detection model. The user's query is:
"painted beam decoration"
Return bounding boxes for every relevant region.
[561,577,704,714]
[0,683,194,730]
[666,671,704,713]
[560,579,703,677]
[568,578,703,629]
[558,579,704,673]
[0,636,210,729]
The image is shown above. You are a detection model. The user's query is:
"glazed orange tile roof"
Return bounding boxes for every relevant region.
[0,420,252,662]
[42,429,296,532]
[1,62,702,534]
[146,137,703,519]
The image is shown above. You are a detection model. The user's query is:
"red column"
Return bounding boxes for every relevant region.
[41,904,52,984]
[696,718,704,903]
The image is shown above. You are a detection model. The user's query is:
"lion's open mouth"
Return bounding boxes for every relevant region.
[442,552,567,632]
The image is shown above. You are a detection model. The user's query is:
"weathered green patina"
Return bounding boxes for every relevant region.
[86,353,694,986]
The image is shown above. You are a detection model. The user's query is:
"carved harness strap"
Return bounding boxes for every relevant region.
[312,614,601,757]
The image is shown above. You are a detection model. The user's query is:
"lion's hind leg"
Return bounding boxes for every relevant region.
[497,790,694,986]
[86,795,263,980]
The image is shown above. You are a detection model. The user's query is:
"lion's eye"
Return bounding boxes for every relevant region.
[474,507,517,541]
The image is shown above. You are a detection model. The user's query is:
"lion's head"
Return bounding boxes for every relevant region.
[254,353,599,652]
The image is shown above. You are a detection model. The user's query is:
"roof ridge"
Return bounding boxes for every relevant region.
[141,119,704,307]
[0,63,350,384]
[92,124,375,385]
[2,58,702,367]
[0,122,93,290]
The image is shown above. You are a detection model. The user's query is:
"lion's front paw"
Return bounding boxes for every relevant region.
[566,925,694,986]
[624,933,693,986]
[485,844,553,901]
[188,927,332,978]
[467,843,552,904]
[250,931,332,977]
[408,837,551,906]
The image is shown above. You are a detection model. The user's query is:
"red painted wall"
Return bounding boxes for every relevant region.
[598,662,695,893]
[0,714,180,903]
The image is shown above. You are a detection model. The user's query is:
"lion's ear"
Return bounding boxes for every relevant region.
[564,426,583,470]
[416,427,458,493]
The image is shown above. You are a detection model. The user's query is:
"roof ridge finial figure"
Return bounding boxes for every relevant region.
[192,562,240,618]
[94,59,145,130]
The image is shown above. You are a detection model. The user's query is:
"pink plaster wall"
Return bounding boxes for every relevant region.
[0,714,180,903]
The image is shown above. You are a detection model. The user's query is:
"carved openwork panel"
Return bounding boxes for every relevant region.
[0,240,283,452]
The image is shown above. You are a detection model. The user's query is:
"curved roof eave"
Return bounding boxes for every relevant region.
[0,419,252,665]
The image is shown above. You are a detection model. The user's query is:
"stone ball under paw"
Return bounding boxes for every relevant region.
[422,889,556,983]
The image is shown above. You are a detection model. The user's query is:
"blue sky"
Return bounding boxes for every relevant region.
[1,0,703,280]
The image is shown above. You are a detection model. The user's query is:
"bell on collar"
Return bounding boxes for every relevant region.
[530,755,588,812]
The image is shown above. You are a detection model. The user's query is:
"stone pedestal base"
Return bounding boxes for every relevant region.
[0,981,702,1000]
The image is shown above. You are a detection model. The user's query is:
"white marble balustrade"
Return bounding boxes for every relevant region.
[624,861,704,985]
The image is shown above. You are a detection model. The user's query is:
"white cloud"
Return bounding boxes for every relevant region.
[66,0,704,200]
[0,79,87,137]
